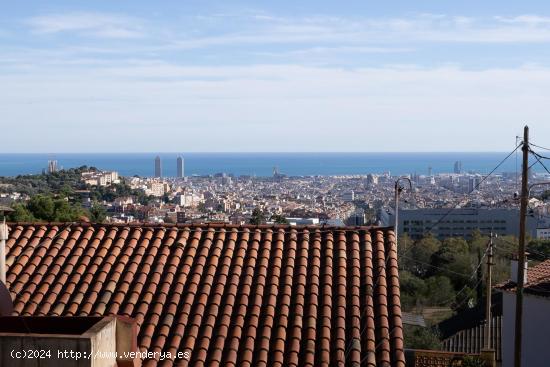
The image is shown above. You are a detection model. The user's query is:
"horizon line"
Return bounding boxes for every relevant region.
[0,151,515,154]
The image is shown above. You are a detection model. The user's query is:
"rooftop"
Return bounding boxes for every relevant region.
[4,222,405,366]
[497,259,550,298]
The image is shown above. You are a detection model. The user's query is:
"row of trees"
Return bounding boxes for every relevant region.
[8,194,106,223]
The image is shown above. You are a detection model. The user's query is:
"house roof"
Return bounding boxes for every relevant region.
[497,259,550,298]
[4,222,405,367]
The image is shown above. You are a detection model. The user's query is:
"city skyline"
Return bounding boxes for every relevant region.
[3,1,550,152]
[0,151,544,178]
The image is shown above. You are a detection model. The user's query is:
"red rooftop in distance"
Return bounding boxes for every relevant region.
[4,222,405,366]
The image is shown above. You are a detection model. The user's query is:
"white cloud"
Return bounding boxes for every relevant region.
[494,15,550,26]
[18,11,550,53]
[1,62,550,152]
[149,13,550,52]
[26,12,144,38]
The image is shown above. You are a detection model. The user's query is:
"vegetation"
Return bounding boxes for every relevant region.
[399,231,519,312]
[0,166,91,196]
[0,166,153,205]
[527,239,550,260]
[249,208,266,225]
[461,356,486,367]
[271,214,289,224]
[404,325,442,350]
[8,194,88,222]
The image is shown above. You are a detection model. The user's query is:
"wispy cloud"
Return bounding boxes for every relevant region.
[2,62,550,152]
[26,12,144,39]
[146,13,550,53]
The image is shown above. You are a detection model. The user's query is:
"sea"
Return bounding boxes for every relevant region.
[0,152,532,178]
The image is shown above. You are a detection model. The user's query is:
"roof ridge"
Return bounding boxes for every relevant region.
[6,221,395,232]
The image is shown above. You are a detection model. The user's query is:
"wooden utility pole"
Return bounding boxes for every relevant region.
[485,232,494,349]
[480,232,496,367]
[514,125,529,367]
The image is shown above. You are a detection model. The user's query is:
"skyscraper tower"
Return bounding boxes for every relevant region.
[155,155,162,178]
[47,160,58,174]
[454,160,462,174]
[177,156,184,178]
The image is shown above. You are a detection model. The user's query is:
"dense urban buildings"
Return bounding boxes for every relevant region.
[4,159,550,239]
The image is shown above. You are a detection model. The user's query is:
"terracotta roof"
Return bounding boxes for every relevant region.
[4,223,405,366]
[497,259,550,297]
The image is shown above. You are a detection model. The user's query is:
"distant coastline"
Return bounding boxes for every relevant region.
[0,152,531,177]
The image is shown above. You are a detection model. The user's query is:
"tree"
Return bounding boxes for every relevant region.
[271,214,288,224]
[399,270,426,310]
[22,194,88,222]
[424,276,455,306]
[7,203,35,222]
[28,195,56,221]
[528,239,550,260]
[404,235,441,277]
[249,208,266,225]
[431,237,472,289]
[89,202,107,223]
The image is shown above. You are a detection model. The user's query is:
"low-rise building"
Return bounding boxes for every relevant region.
[389,208,537,240]
[81,170,119,186]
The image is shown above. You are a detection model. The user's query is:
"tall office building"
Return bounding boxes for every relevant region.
[47,160,58,174]
[453,161,462,174]
[177,156,184,178]
[154,155,162,178]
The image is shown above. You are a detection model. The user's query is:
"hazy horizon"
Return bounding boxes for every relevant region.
[0,151,534,177]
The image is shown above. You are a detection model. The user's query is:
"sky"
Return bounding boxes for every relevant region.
[2,0,550,152]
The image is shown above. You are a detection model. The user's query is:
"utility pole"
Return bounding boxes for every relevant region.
[514,125,529,367]
[393,177,412,250]
[480,232,496,367]
[485,232,494,349]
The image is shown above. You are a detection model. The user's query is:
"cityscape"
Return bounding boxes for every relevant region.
[3,1,550,367]
[3,154,549,241]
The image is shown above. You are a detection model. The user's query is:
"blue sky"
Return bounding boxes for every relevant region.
[2,1,550,152]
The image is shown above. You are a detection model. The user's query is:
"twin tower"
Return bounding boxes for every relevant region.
[155,155,184,178]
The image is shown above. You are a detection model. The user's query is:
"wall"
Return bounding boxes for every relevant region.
[502,292,550,367]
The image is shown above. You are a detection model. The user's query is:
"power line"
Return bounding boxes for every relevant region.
[401,255,485,279]
[494,236,550,260]
[421,143,522,237]
[366,249,489,362]
[529,149,550,176]
[355,144,523,362]
[529,141,550,152]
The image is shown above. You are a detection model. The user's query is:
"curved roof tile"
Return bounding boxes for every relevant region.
[5,223,404,367]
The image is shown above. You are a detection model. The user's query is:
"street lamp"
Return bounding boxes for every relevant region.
[394,177,412,249]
